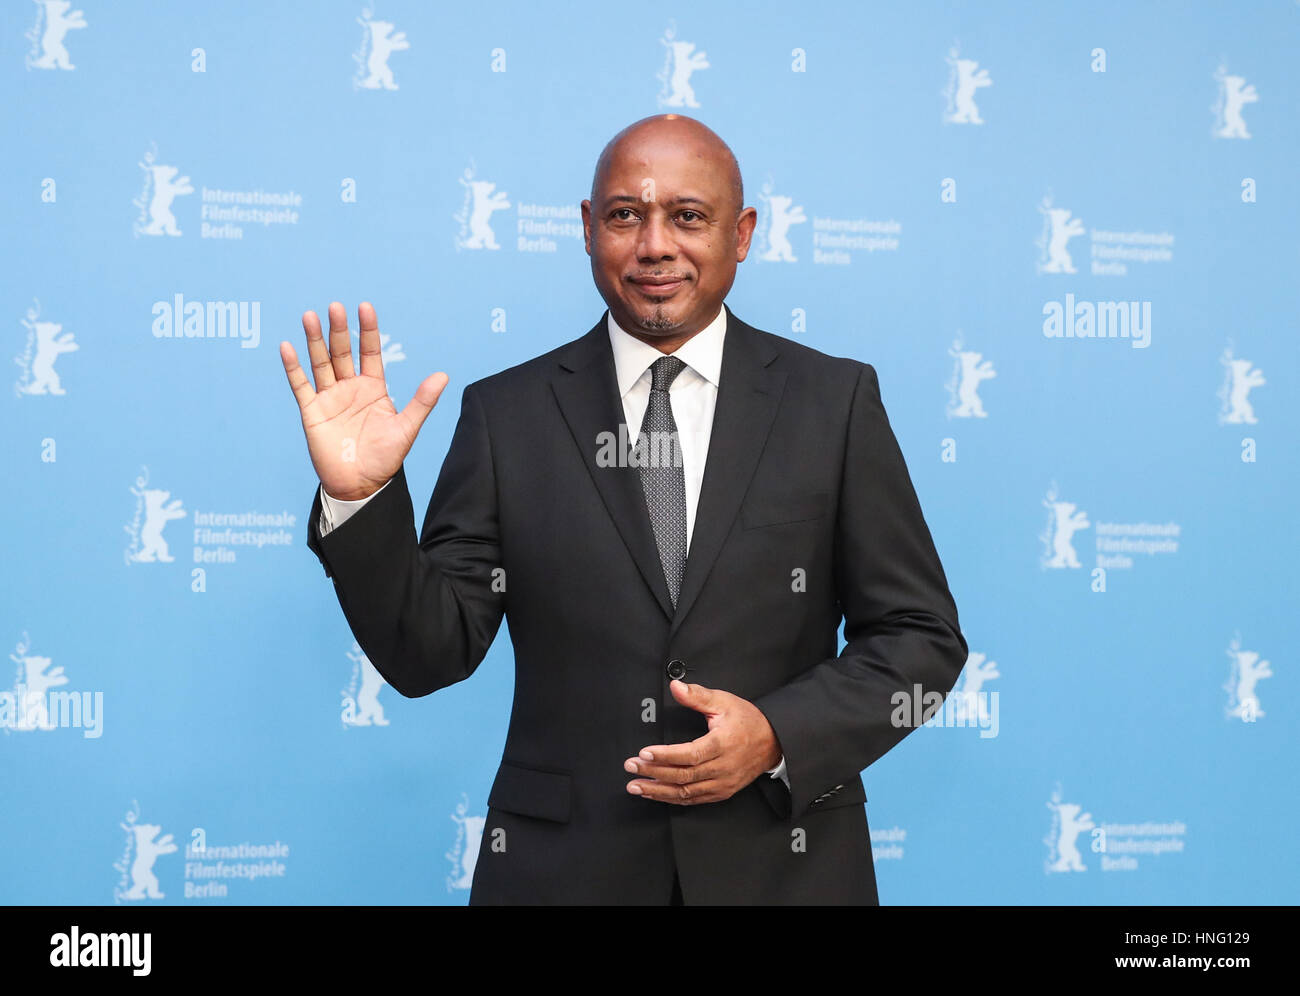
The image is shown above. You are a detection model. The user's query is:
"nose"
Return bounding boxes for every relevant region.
[636,211,676,262]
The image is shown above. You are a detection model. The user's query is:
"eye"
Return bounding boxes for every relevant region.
[679,211,702,222]
[611,208,638,221]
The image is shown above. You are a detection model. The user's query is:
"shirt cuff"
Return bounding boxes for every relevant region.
[318,479,391,537]
[766,754,790,791]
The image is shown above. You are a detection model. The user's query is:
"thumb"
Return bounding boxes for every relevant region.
[398,371,449,437]
[670,678,717,712]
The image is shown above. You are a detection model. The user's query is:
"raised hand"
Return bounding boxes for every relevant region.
[280,301,448,501]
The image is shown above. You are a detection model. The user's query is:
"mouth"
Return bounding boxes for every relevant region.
[629,275,689,296]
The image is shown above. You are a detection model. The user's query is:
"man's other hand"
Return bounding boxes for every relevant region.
[624,679,783,804]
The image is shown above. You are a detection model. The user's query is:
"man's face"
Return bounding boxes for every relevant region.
[581,132,756,346]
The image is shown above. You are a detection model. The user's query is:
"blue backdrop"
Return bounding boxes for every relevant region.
[3,0,1295,905]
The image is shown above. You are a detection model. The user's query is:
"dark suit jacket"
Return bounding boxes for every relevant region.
[306,303,967,905]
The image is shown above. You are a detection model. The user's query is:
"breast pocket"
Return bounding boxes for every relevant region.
[741,491,829,530]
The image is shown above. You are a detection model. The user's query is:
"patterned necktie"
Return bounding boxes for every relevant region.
[635,355,688,609]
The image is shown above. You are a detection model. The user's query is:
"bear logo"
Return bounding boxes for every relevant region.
[1215,72,1258,140]
[130,487,187,563]
[28,1,87,72]
[1038,205,1086,275]
[951,651,999,726]
[122,823,177,900]
[457,178,511,250]
[945,54,992,124]
[759,194,807,263]
[17,319,78,396]
[356,17,409,91]
[1218,354,1265,425]
[1042,496,1090,569]
[14,654,68,731]
[1225,643,1271,722]
[446,796,486,891]
[139,164,194,237]
[659,35,709,109]
[1046,799,1094,873]
[341,644,389,727]
[948,348,996,418]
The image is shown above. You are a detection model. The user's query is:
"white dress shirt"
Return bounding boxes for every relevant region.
[318,304,790,790]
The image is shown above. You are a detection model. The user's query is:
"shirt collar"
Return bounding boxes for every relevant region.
[607,303,727,399]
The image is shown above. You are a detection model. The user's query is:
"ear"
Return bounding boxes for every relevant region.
[734,206,758,262]
[580,199,593,256]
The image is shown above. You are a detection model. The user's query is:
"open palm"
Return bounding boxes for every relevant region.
[280,301,448,501]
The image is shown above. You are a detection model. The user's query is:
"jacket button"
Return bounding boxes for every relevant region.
[666,659,687,680]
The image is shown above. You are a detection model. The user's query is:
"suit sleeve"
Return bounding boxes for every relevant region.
[752,363,968,819]
[304,383,506,697]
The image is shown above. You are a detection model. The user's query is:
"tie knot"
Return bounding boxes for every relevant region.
[649,355,687,392]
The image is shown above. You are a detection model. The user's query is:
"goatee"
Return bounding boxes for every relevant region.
[639,305,681,333]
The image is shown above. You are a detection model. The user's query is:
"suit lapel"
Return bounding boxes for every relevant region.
[670,306,785,636]
[550,305,787,630]
[552,314,676,620]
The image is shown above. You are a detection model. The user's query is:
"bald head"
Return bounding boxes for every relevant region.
[590,114,744,218]
[581,113,757,348]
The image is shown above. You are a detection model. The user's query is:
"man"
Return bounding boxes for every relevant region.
[279,114,967,905]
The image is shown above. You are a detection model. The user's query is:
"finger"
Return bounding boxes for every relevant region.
[328,301,355,380]
[627,777,731,804]
[302,309,336,391]
[279,340,316,411]
[396,371,449,441]
[357,301,383,380]
[625,757,723,784]
[636,733,722,767]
